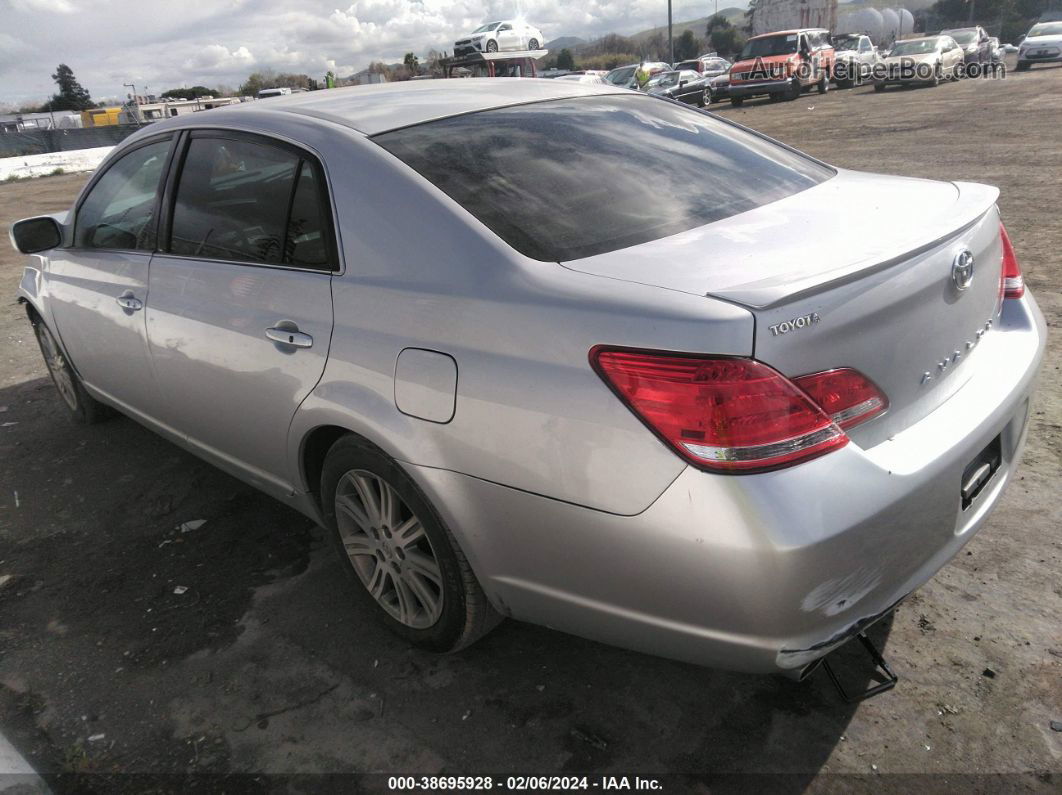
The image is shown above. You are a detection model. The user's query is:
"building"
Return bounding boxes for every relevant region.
[0,111,82,132]
[349,68,389,86]
[119,96,243,124]
[80,107,123,127]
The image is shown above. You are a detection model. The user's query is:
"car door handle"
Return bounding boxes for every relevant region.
[115,293,143,311]
[265,326,313,348]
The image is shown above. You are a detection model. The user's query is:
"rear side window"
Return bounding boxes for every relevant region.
[169,136,332,268]
[75,138,171,250]
[375,95,833,262]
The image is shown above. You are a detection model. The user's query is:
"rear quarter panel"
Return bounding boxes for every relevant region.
[286,135,755,515]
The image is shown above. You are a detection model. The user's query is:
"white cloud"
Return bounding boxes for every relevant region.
[7,0,77,12]
[182,44,255,72]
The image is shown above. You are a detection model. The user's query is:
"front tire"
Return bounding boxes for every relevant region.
[874,82,886,92]
[31,317,113,425]
[730,96,744,107]
[1016,61,1031,71]
[486,39,498,53]
[817,72,829,94]
[321,436,501,652]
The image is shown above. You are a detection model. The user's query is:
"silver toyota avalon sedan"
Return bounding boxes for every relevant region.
[10,80,1045,677]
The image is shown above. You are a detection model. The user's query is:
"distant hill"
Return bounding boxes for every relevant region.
[544,36,587,51]
[628,8,748,44]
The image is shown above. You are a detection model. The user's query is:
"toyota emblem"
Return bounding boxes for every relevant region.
[952,250,975,290]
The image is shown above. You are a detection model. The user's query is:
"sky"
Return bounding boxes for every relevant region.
[0,0,744,107]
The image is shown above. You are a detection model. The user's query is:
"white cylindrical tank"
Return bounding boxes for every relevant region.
[897,8,914,38]
[881,8,900,43]
[836,8,884,43]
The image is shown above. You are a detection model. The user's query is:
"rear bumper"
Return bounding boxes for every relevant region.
[410,293,1046,675]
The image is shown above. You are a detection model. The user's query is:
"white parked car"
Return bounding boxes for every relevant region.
[1017,21,1062,70]
[831,33,882,87]
[453,20,544,56]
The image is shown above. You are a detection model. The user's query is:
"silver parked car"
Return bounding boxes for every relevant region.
[11,81,1045,677]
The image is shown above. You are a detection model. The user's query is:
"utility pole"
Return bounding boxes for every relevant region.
[123,82,141,125]
[668,0,674,65]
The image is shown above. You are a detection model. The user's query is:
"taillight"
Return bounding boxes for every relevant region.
[590,348,848,473]
[792,368,888,429]
[1000,223,1025,299]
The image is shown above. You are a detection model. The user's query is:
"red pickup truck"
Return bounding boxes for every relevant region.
[728,29,835,105]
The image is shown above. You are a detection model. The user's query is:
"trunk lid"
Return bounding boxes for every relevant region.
[563,170,1003,443]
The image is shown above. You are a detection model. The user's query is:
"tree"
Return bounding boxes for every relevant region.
[40,64,94,111]
[426,49,447,76]
[675,30,700,61]
[643,32,669,61]
[160,86,217,99]
[403,52,420,76]
[239,69,312,95]
[556,48,576,70]
[706,15,744,56]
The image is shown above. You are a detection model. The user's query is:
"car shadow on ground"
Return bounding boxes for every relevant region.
[0,378,894,785]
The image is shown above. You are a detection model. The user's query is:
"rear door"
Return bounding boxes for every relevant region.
[146,130,337,493]
[45,135,175,416]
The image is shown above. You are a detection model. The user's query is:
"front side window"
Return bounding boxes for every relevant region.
[75,138,171,250]
[375,95,833,262]
[169,136,331,268]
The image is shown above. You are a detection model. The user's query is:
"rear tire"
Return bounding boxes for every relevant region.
[730,97,744,107]
[320,436,502,653]
[528,39,539,50]
[30,316,113,425]
[1016,61,1031,72]
[785,80,802,101]
[817,73,829,94]
[874,82,886,92]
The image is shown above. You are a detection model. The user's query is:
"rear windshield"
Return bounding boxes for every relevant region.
[374,95,832,262]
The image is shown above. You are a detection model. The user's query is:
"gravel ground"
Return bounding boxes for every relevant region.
[0,62,1059,791]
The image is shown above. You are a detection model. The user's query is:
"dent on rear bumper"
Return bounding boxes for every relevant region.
[410,294,1046,675]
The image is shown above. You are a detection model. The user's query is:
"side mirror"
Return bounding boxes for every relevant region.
[679,79,688,87]
[10,216,62,254]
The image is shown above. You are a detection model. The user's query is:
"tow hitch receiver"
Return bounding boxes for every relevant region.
[820,632,898,703]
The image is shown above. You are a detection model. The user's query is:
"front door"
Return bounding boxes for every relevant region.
[45,136,174,417]
[146,131,336,494]
[496,23,519,50]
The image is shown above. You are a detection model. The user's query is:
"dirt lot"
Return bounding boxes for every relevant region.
[1,63,1060,791]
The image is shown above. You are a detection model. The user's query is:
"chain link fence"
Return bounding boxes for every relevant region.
[0,125,141,158]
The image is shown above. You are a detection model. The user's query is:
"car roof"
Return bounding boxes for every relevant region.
[749,28,827,39]
[184,79,630,136]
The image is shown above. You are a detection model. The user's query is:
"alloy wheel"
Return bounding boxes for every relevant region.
[37,324,78,411]
[334,469,444,629]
